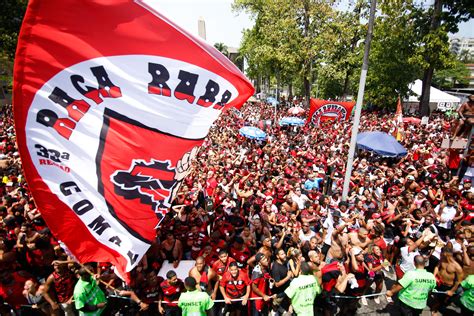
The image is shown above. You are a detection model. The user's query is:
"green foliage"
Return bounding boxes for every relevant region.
[364,1,422,109]
[0,0,27,59]
[432,58,470,89]
[234,0,338,101]
[213,43,229,57]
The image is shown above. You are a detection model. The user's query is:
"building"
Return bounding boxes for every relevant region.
[197,17,206,40]
[449,37,474,60]
[466,63,474,88]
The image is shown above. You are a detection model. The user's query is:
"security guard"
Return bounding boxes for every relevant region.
[178,277,214,316]
[73,266,107,316]
[460,274,474,316]
[278,262,321,316]
[387,255,436,316]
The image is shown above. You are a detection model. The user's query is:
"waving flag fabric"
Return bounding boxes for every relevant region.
[13,0,254,281]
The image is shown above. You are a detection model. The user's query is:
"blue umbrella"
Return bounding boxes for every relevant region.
[279,117,305,126]
[356,131,407,157]
[239,126,267,140]
[266,97,278,106]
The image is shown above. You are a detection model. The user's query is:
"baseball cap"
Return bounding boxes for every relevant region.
[407,175,415,181]
[463,179,471,183]
[332,210,342,218]
[352,247,363,256]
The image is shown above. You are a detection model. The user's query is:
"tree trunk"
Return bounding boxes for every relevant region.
[420,67,434,117]
[304,65,311,107]
[419,0,442,117]
[276,69,280,102]
[256,74,261,94]
[342,69,352,100]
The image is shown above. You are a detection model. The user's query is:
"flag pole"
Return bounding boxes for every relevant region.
[342,0,377,202]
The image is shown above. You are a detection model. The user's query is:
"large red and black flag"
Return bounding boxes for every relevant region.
[13,0,254,281]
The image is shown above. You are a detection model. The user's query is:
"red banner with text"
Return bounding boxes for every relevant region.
[307,99,355,125]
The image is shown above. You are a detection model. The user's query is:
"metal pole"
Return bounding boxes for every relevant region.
[342,0,377,201]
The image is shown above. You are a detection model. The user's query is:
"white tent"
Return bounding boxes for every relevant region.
[406,79,461,112]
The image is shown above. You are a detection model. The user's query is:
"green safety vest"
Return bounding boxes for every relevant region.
[398,269,436,310]
[73,277,106,316]
[460,275,474,312]
[284,274,321,316]
[178,289,214,316]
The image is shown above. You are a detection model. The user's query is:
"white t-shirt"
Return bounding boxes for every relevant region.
[449,238,468,253]
[299,230,316,244]
[291,194,309,210]
[436,205,457,229]
[399,246,420,273]
[322,217,343,246]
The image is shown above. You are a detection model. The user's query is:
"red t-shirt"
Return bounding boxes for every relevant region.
[220,271,250,299]
[160,279,185,307]
[212,257,236,277]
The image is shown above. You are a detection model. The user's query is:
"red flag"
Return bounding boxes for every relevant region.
[396,95,403,124]
[394,96,403,140]
[13,0,254,282]
[307,99,355,125]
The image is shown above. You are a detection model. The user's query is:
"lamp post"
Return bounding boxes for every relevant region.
[342,0,377,201]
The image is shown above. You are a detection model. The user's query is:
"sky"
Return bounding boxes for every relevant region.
[150,0,473,48]
[150,0,253,48]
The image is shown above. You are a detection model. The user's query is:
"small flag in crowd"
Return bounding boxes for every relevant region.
[395,96,404,141]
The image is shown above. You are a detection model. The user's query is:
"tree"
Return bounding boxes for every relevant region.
[363,0,422,109]
[324,1,367,100]
[432,58,470,89]
[234,0,337,105]
[0,0,27,59]
[415,0,474,116]
[458,49,473,63]
[213,42,229,57]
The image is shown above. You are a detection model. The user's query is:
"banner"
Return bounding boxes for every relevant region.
[13,0,254,281]
[307,99,355,125]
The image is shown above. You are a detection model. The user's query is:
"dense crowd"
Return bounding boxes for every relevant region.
[1,99,473,316]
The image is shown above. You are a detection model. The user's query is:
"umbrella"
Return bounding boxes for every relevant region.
[288,107,305,115]
[239,126,267,140]
[356,131,407,157]
[266,97,278,106]
[279,117,305,126]
[402,117,421,124]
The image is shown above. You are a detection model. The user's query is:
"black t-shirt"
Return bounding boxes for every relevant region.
[271,261,291,294]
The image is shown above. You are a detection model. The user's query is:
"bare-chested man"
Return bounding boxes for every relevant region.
[189,256,219,299]
[326,221,349,263]
[308,249,325,284]
[248,236,273,266]
[348,227,371,250]
[160,233,183,268]
[432,246,464,316]
[453,94,474,138]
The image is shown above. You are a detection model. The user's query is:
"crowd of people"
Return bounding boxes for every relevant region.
[1,96,473,316]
